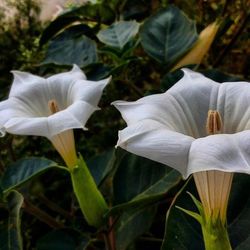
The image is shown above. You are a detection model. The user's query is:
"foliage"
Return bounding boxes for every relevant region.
[0,0,249,249]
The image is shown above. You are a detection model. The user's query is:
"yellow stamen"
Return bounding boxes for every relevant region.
[48,99,60,114]
[206,110,222,135]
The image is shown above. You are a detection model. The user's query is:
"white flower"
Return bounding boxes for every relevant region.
[113,69,250,179]
[0,65,111,168]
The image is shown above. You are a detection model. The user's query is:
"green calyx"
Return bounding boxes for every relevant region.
[176,192,232,250]
[70,155,108,228]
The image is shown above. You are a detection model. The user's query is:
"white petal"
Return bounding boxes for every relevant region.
[117,119,194,177]
[47,101,98,137]
[1,100,98,138]
[113,69,219,138]
[69,76,111,106]
[4,117,50,137]
[188,131,250,177]
[47,64,87,82]
[0,66,110,139]
[217,81,250,133]
[10,71,46,97]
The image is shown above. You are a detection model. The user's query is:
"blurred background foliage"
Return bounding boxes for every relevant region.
[0,0,249,249]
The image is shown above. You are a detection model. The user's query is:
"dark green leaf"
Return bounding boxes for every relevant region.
[87,149,115,186]
[36,229,89,250]
[228,174,250,249]
[0,221,8,250]
[235,237,250,250]
[201,69,243,83]
[43,28,98,67]
[0,197,8,249]
[84,63,112,81]
[39,16,82,46]
[98,39,140,62]
[161,178,203,250]
[140,6,198,67]
[40,4,115,46]
[1,158,66,193]
[97,21,140,49]
[115,206,157,250]
[6,191,24,250]
[109,152,181,214]
[161,69,184,91]
[121,0,151,21]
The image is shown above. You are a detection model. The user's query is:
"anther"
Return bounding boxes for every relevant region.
[48,99,59,114]
[206,110,222,135]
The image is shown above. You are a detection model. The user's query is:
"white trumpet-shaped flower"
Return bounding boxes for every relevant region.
[113,69,250,179]
[0,65,111,168]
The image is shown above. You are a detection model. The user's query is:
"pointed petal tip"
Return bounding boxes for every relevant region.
[99,75,112,87]
[181,67,197,75]
[71,64,81,72]
[70,64,87,80]
[10,70,25,78]
[111,100,127,107]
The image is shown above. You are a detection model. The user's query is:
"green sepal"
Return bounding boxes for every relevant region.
[175,191,204,224]
[178,191,232,250]
[186,191,203,215]
[70,155,108,228]
[175,205,201,223]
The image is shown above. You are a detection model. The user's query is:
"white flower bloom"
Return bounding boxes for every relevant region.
[0,65,111,168]
[113,69,250,179]
[0,65,110,138]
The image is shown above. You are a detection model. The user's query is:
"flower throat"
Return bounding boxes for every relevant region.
[193,110,233,224]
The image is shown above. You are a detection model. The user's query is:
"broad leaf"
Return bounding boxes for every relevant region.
[162,174,250,249]
[87,149,115,186]
[36,229,89,250]
[228,174,250,249]
[161,179,203,250]
[84,63,112,81]
[40,3,115,46]
[161,69,184,91]
[1,158,66,193]
[110,152,181,214]
[115,206,157,250]
[39,16,82,46]
[140,5,198,67]
[6,191,24,250]
[97,21,140,49]
[43,28,98,67]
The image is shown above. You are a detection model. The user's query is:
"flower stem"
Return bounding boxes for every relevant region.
[201,218,232,250]
[70,155,108,228]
